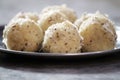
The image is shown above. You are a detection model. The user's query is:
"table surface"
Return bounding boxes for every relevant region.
[0,0,120,80]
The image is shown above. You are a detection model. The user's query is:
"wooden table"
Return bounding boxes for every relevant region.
[0,0,120,80]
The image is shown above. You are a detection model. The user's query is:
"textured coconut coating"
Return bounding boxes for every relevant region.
[41,4,77,23]
[3,18,43,52]
[10,12,39,22]
[74,13,93,29]
[38,11,68,33]
[75,12,116,35]
[79,13,117,52]
[42,21,83,53]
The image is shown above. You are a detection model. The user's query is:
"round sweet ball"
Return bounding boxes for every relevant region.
[74,13,93,29]
[75,12,116,35]
[3,18,43,52]
[42,20,83,53]
[11,12,39,22]
[38,10,68,33]
[41,4,77,23]
[79,12,117,52]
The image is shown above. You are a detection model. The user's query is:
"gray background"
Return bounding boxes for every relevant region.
[0,0,120,25]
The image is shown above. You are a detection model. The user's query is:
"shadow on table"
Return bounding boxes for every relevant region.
[0,53,120,74]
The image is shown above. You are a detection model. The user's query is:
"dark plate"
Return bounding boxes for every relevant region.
[0,25,120,59]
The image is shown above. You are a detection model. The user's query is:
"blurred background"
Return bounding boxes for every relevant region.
[0,0,120,25]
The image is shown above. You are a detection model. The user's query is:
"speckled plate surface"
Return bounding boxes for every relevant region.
[0,25,120,59]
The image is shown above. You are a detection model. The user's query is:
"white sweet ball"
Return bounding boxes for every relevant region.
[78,12,117,52]
[42,20,83,53]
[41,4,77,23]
[3,18,43,52]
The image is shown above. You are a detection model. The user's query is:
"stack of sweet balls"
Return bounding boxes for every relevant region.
[2,4,117,53]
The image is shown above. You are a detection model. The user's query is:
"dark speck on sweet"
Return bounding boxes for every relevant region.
[66,51,68,53]
[65,43,68,45]
[36,34,38,36]
[73,33,75,35]
[54,41,56,44]
[68,32,71,34]
[50,37,52,39]
[90,40,92,43]
[101,23,104,25]
[12,29,15,31]
[104,32,106,35]
[36,43,39,46]
[64,29,66,31]
[75,47,77,49]
[54,28,57,30]
[21,47,25,51]
[56,32,59,38]
[12,25,16,28]
[25,43,28,46]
